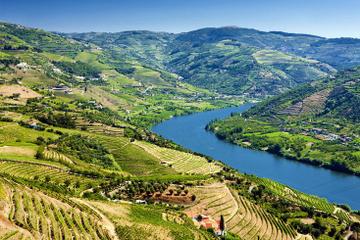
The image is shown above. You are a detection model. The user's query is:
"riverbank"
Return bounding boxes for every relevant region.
[152,105,360,210]
[208,115,360,176]
[210,129,360,177]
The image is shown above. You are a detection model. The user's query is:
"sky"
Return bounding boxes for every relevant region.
[1,0,360,38]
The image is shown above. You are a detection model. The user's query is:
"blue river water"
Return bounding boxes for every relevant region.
[152,104,360,210]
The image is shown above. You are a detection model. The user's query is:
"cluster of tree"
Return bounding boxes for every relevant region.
[19,120,45,131]
[290,219,342,239]
[100,179,170,200]
[53,60,101,78]
[37,112,76,128]
[1,44,29,51]
[81,106,125,126]
[53,134,115,168]
[0,57,20,66]
[115,64,136,75]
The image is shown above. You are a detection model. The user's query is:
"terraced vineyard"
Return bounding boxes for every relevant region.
[85,200,216,240]
[0,180,113,240]
[253,178,335,214]
[186,183,297,240]
[0,160,97,189]
[95,136,177,176]
[0,230,26,240]
[75,118,125,137]
[1,20,359,240]
[43,148,74,164]
[133,141,222,174]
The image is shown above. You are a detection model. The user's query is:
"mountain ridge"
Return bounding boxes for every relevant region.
[1,20,360,240]
[65,25,347,97]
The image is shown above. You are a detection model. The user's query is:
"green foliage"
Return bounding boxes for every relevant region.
[96,135,176,175]
[37,112,76,128]
[0,54,20,66]
[65,27,360,97]
[53,60,101,78]
[130,205,195,240]
[211,68,360,175]
[1,22,85,57]
[0,21,357,240]
[0,33,29,50]
[54,134,117,169]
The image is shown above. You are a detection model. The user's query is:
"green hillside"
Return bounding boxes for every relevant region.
[0,22,359,240]
[68,26,360,97]
[0,22,238,127]
[209,67,360,175]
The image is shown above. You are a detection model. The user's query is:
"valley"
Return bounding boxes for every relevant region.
[153,105,360,210]
[0,20,360,240]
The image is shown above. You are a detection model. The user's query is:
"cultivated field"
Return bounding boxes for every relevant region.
[133,141,222,175]
[0,85,41,100]
[75,118,124,137]
[0,180,112,240]
[83,200,216,240]
[0,160,98,190]
[279,89,331,116]
[186,183,297,240]
[96,136,176,176]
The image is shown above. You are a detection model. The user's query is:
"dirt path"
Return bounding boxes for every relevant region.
[295,234,313,240]
[333,207,341,214]
[226,187,239,221]
[344,231,353,240]
[72,198,119,240]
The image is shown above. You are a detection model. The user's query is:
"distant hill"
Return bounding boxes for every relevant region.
[245,67,360,121]
[209,67,360,175]
[1,21,360,240]
[66,26,360,97]
[0,22,233,127]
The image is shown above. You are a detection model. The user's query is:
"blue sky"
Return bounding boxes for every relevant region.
[1,0,360,38]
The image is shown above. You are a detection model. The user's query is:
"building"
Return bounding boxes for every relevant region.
[135,200,147,204]
[192,214,225,236]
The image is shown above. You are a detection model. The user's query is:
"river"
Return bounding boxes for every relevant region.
[152,104,360,210]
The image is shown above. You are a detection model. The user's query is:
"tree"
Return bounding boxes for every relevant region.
[351,222,360,232]
[328,227,337,237]
[36,136,45,144]
[75,181,81,188]
[35,149,43,159]
[44,175,51,183]
[311,228,321,238]
[10,93,20,99]
[268,144,282,154]
[64,179,71,187]
[220,215,225,232]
